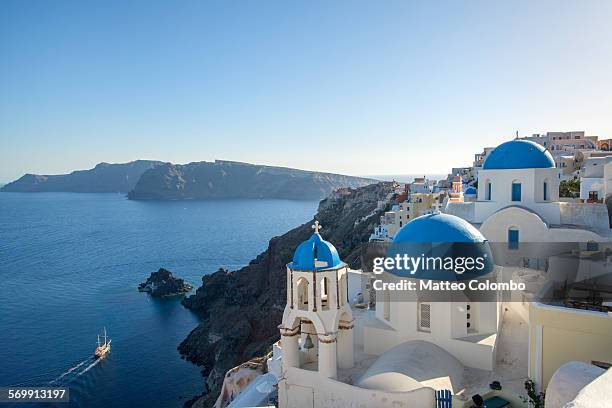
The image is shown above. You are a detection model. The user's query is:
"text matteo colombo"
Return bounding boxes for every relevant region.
[372,279,526,292]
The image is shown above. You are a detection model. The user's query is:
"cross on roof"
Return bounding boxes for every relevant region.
[312,220,322,234]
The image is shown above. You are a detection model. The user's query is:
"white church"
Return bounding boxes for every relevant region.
[237,139,612,408]
[276,212,506,408]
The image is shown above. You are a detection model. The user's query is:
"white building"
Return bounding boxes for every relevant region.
[227,138,612,408]
[276,213,517,408]
[545,361,612,408]
[445,138,612,398]
[580,155,612,202]
[519,133,550,149]
[446,139,611,242]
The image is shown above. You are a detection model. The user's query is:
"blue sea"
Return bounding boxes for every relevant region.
[0,193,317,407]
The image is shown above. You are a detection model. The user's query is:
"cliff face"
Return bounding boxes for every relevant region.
[1,160,164,193]
[178,182,395,407]
[127,160,377,201]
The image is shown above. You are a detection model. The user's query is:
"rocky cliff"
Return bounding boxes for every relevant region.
[1,160,164,193]
[178,182,396,407]
[127,160,377,200]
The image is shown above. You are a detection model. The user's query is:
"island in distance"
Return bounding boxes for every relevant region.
[127,160,377,200]
[138,268,193,298]
[2,159,377,200]
[1,160,164,193]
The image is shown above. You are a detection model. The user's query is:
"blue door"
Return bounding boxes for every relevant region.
[512,182,521,201]
[508,229,519,250]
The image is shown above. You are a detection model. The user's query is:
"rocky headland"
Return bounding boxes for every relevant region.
[1,160,164,193]
[138,268,193,297]
[127,160,377,200]
[178,181,396,407]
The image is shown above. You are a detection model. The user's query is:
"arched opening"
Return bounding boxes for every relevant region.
[299,319,319,368]
[543,179,549,201]
[511,181,522,202]
[508,227,519,250]
[338,273,347,306]
[485,179,492,200]
[320,277,330,310]
[587,241,599,251]
[296,277,310,311]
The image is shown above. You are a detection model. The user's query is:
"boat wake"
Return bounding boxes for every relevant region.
[49,355,102,385]
[74,358,100,378]
[50,357,91,384]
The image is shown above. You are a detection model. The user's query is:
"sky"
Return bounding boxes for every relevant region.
[1,0,612,182]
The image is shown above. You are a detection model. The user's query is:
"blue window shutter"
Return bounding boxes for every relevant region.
[512,183,522,201]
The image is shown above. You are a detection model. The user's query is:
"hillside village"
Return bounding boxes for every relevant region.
[216,131,612,408]
[370,131,612,243]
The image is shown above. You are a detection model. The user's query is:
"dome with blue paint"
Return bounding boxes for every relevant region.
[393,213,486,244]
[483,140,554,170]
[389,213,493,280]
[290,222,343,270]
[464,186,477,196]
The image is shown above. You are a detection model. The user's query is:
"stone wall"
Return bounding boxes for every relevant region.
[559,202,610,233]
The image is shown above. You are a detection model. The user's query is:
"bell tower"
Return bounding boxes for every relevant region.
[279,221,354,381]
[449,174,464,202]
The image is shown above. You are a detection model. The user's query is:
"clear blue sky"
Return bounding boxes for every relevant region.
[2,0,612,182]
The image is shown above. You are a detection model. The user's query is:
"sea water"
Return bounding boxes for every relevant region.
[0,193,317,407]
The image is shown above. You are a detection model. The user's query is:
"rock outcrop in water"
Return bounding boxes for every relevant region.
[127,160,377,200]
[1,160,164,193]
[138,268,193,297]
[178,182,396,407]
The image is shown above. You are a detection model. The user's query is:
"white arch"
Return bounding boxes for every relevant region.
[296,277,310,311]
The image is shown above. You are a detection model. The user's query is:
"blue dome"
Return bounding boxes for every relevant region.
[290,230,343,270]
[464,186,477,195]
[483,140,555,170]
[393,213,485,243]
[389,213,493,280]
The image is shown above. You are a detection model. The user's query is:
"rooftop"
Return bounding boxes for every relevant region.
[483,140,555,170]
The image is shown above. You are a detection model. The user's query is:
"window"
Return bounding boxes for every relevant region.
[511,182,522,201]
[418,302,431,332]
[508,228,519,250]
[485,181,492,200]
[587,241,599,251]
[543,181,548,201]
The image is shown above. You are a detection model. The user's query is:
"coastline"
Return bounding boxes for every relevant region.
[177,182,395,406]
